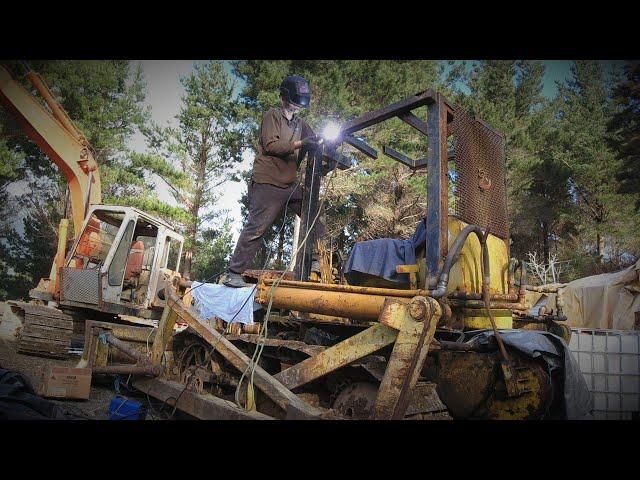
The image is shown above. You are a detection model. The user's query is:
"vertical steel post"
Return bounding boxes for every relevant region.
[295,146,323,281]
[425,93,449,288]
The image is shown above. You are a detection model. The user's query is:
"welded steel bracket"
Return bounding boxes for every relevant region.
[383,146,427,169]
[343,135,378,159]
[273,295,441,419]
[373,296,441,419]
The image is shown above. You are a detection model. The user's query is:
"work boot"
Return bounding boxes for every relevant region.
[222,271,249,288]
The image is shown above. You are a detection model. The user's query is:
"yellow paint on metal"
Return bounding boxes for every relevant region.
[274,323,398,390]
[256,282,410,321]
[462,309,513,330]
[50,218,69,295]
[447,218,509,295]
[486,365,549,420]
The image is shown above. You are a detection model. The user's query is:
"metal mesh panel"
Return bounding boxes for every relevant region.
[452,106,509,240]
[60,267,100,305]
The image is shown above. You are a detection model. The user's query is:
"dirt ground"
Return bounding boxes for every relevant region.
[0,337,171,420]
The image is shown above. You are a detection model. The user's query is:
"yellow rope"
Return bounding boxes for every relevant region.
[234,164,340,411]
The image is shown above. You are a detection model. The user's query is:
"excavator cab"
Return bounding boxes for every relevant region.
[60,205,184,318]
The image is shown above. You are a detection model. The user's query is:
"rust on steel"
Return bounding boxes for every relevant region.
[225,333,327,357]
[259,278,430,297]
[92,364,161,376]
[341,89,435,135]
[102,333,150,365]
[243,269,294,282]
[164,287,321,417]
[133,378,274,420]
[374,297,441,419]
[256,282,412,322]
[447,291,520,302]
[448,299,527,310]
[274,323,398,390]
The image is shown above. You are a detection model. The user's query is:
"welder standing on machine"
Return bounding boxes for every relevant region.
[223,75,325,288]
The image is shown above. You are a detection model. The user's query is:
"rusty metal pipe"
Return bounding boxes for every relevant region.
[256,283,410,321]
[260,278,429,298]
[447,292,520,302]
[438,340,477,351]
[449,299,527,310]
[100,332,152,366]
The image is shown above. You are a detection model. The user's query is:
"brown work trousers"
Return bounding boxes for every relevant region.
[229,180,326,274]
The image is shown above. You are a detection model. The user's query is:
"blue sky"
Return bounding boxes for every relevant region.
[127,60,623,241]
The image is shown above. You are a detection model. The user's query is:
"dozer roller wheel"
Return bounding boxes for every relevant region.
[332,382,378,419]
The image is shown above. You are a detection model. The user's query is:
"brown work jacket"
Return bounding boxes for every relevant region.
[252,107,314,188]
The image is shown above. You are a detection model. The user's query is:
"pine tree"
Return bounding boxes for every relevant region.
[609,62,640,210]
[134,61,246,278]
[555,61,621,264]
[446,60,575,263]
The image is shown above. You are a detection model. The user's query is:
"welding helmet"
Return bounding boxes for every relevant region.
[280,75,311,109]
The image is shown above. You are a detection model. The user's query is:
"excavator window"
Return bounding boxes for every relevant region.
[71,210,125,269]
[120,220,159,304]
[166,239,181,272]
[108,219,135,286]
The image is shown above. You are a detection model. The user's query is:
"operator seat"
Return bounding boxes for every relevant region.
[76,217,103,260]
[124,240,145,285]
[343,218,426,288]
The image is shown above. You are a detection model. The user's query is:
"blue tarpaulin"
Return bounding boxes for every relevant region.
[343,218,427,285]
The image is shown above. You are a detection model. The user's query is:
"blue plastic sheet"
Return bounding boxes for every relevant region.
[344,218,427,285]
[190,282,260,325]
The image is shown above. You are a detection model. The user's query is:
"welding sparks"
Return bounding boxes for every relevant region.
[322,122,341,142]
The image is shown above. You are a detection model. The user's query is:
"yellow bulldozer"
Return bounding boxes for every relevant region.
[1,63,587,420]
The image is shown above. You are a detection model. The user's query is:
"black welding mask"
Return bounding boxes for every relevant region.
[280,75,311,109]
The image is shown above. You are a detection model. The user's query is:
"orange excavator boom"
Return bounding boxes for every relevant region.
[0,63,101,235]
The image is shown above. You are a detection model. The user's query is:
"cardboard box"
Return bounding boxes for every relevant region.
[39,366,92,400]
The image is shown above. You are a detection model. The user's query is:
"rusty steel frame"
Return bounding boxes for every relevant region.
[373,297,440,419]
[318,90,452,288]
[294,89,448,281]
[274,323,399,390]
[133,377,274,420]
[272,296,441,419]
[295,146,324,281]
[162,287,322,417]
[136,286,443,419]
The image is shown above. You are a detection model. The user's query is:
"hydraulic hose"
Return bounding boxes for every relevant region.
[429,224,489,299]
[429,224,511,363]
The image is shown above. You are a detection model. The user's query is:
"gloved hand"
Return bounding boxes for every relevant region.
[297,135,324,150]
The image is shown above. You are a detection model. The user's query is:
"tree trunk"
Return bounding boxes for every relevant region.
[596,232,605,263]
[183,142,209,279]
[276,224,285,269]
[542,221,549,262]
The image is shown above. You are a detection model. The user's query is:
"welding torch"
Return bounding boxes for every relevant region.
[295,121,343,150]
